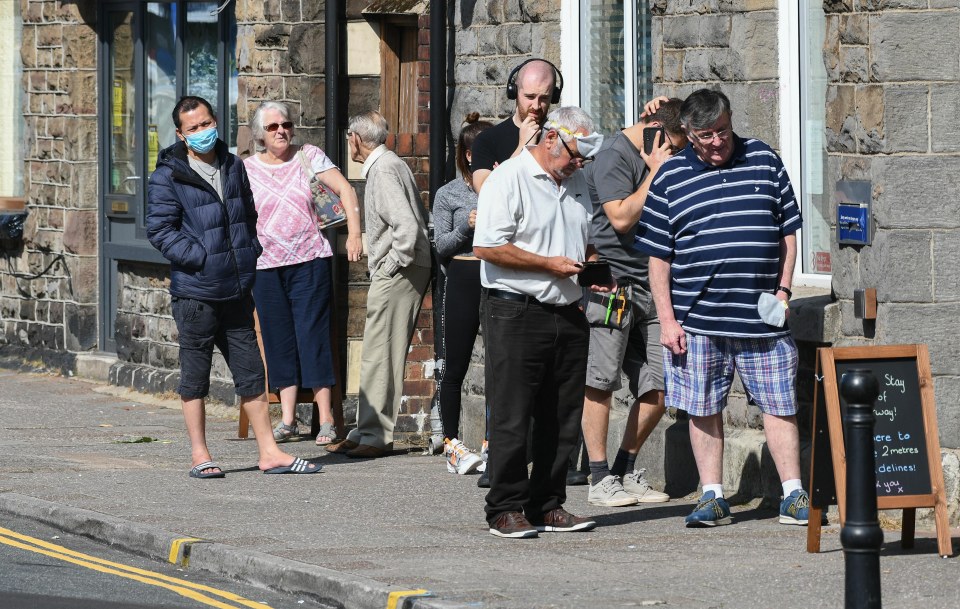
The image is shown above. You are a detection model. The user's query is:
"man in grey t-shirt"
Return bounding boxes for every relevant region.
[580,98,687,507]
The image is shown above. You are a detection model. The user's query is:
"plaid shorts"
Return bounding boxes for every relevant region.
[663,333,798,417]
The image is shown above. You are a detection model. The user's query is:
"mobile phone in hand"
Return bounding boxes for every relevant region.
[643,126,665,155]
[577,260,613,287]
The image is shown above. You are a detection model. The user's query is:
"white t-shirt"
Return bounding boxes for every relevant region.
[473,148,592,306]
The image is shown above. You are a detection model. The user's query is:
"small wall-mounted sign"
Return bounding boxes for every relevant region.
[835,180,872,246]
[111,201,129,214]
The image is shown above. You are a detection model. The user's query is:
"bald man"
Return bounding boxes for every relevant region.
[470,59,558,193]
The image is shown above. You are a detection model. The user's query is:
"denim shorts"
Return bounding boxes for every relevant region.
[172,294,266,400]
[663,333,798,417]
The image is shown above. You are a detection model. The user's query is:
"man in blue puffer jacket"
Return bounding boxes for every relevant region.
[147,96,320,478]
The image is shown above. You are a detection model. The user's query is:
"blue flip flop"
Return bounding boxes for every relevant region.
[263,457,322,475]
[189,461,225,479]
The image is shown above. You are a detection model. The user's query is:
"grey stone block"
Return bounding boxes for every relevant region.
[933,376,960,450]
[663,15,699,48]
[930,84,960,153]
[839,14,868,45]
[497,23,532,55]
[933,232,960,302]
[840,46,869,83]
[729,11,778,80]
[872,156,960,229]
[699,14,731,46]
[859,230,932,303]
[870,13,960,82]
[879,303,960,376]
[883,85,928,153]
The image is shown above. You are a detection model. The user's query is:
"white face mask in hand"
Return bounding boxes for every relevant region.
[757,292,788,327]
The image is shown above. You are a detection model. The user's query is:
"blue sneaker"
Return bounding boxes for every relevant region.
[685,491,731,527]
[779,489,810,525]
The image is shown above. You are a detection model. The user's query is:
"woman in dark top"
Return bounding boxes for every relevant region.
[433,114,492,476]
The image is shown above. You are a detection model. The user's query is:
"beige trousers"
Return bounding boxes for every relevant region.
[347,263,430,448]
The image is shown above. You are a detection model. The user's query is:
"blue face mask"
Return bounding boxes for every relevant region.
[184,126,218,154]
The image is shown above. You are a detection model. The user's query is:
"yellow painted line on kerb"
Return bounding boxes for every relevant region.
[0,526,270,609]
[169,536,204,564]
[386,588,431,609]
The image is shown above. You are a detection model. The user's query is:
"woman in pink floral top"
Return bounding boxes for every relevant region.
[244,101,362,445]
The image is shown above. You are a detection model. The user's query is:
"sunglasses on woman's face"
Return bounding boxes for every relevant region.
[265,121,294,132]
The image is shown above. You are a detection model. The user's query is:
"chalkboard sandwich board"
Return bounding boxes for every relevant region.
[807,345,951,557]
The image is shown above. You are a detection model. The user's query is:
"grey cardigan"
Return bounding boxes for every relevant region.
[363,149,431,275]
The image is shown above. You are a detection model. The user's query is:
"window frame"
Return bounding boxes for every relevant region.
[778,0,831,288]
[561,0,646,129]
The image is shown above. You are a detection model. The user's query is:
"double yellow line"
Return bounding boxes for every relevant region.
[0,526,272,609]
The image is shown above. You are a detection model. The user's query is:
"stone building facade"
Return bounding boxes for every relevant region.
[446,0,960,520]
[2,0,959,519]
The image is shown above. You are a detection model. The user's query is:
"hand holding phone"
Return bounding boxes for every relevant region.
[577,260,614,287]
[643,126,665,155]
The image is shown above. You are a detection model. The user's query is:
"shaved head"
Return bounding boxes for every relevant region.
[516,60,556,94]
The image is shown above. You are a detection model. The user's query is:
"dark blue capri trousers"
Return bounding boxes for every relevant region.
[252,256,335,390]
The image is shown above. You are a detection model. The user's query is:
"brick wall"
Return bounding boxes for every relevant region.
[234,0,436,437]
[0,0,98,371]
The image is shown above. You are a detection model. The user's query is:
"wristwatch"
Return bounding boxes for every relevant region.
[775,285,793,298]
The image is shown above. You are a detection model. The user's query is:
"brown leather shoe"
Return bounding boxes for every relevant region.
[345,443,392,459]
[325,439,359,454]
[529,508,597,533]
[488,511,538,538]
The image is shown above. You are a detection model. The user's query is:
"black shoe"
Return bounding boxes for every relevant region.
[566,467,588,486]
[477,469,490,488]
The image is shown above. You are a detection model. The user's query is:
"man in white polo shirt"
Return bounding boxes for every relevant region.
[474,106,610,539]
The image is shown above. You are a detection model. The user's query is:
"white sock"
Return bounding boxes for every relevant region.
[702,484,724,499]
[782,479,803,497]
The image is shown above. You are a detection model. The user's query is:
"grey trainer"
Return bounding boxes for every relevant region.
[588,475,639,507]
[623,468,670,503]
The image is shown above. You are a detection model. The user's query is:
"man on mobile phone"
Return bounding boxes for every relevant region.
[579,98,687,507]
[636,89,807,528]
[474,107,609,538]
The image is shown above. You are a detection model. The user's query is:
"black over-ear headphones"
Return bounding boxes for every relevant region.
[506,58,564,105]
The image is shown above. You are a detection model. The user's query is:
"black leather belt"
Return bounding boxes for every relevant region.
[484,288,578,310]
[485,288,537,304]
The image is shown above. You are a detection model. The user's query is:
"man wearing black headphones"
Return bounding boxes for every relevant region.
[470,58,562,193]
[469,58,581,488]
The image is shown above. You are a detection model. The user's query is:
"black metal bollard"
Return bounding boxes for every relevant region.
[840,369,884,609]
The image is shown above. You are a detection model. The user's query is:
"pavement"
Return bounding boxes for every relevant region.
[1,369,959,609]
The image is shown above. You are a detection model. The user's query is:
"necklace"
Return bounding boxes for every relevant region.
[193,158,220,184]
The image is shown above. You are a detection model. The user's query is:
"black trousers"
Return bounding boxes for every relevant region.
[481,291,589,525]
[437,258,482,439]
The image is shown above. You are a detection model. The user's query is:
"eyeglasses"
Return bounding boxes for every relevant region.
[345,131,354,139]
[558,135,593,166]
[690,128,732,144]
[265,121,294,132]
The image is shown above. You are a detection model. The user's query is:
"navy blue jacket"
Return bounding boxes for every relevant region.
[147,140,262,301]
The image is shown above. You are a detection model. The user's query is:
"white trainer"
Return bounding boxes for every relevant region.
[622,468,670,503]
[445,438,483,474]
[587,475,639,507]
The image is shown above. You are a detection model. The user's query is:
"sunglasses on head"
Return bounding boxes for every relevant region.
[265,121,294,132]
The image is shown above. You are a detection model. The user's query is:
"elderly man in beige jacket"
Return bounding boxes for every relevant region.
[327,111,431,459]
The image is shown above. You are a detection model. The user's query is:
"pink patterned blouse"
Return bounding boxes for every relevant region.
[244,144,337,269]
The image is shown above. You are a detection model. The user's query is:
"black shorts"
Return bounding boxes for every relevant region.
[171,294,266,399]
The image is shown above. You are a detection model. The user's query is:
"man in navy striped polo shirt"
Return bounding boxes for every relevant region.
[636,89,810,528]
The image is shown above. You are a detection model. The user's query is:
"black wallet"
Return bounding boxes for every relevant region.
[577,261,613,287]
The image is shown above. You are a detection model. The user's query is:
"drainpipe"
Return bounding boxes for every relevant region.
[324,0,346,421]
[429,0,447,203]
[325,1,341,163]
